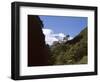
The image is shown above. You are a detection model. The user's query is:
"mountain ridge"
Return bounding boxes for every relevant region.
[49,27,88,65]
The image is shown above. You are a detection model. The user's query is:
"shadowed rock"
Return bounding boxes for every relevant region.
[66,35,82,45]
[28,15,49,66]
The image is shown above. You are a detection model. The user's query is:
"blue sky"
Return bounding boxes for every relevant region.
[39,15,87,45]
[40,15,87,37]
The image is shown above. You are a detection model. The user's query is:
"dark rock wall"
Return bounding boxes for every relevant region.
[28,15,49,66]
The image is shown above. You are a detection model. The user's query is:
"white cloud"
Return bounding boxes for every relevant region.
[42,28,73,45]
[42,29,58,45]
[68,36,73,40]
[42,29,53,35]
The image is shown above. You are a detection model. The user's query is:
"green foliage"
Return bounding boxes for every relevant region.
[49,27,88,65]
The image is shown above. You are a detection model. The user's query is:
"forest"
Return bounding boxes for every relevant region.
[48,27,88,65]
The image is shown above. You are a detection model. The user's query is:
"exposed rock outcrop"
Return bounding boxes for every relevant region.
[28,15,49,66]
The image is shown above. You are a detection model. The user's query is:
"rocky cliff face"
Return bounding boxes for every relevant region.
[28,15,49,66]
